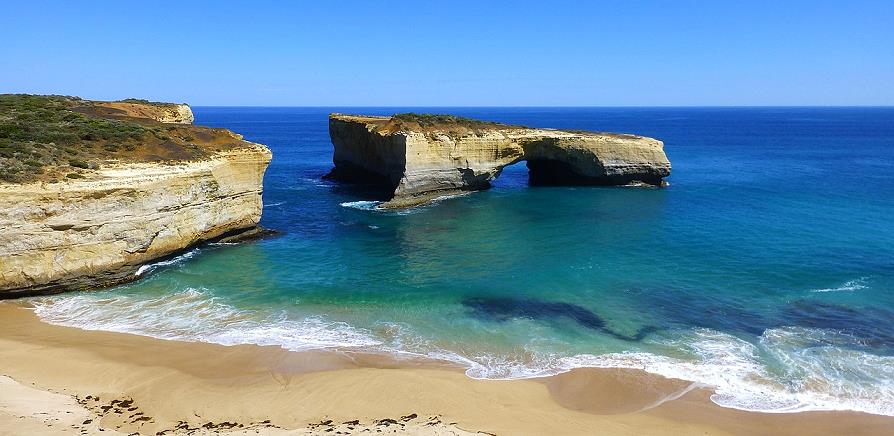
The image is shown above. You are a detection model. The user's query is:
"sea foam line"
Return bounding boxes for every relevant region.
[30,288,381,351]
[810,277,868,293]
[443,328,894,417]
[28,293,894,417]
[340,192,471,214]
[134,249,200,277]
[339,200,381,210]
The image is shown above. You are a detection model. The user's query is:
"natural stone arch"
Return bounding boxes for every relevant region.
[326,114,671,208]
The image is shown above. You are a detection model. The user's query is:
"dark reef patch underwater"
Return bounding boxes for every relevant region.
[462,297,660,342]
[28,107,894,416]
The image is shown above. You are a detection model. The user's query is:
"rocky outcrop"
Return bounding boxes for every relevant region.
[0,96,271,297]
[0,146,271,298]
[326,114,671,208]
[92,101,195,124]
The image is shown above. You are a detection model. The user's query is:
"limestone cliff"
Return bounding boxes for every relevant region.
[326,114,671,208]
[91,100,195,124]
[0,95,271,297]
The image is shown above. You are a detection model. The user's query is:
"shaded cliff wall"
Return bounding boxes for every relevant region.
[326,116,406,189]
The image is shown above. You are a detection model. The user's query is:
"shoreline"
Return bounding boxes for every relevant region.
[2,302,892,435]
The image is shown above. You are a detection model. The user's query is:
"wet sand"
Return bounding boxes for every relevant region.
[1,302,891,435]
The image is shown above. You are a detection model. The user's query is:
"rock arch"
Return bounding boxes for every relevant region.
[326,114,671,208]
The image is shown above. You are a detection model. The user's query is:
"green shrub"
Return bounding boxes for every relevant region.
[69,159,89,169]
[0,94,207,183]
[391,113,512,129]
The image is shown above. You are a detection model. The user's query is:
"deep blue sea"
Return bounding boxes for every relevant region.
[32,107,894,416]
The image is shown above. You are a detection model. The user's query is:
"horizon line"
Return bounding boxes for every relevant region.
[188,104,894,108]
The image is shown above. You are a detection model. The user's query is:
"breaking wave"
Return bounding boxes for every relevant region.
[810,277,868,293]
[134,249,200,277]
[29,290,894,417]
[31,288,381,351]
[339,200,381,210]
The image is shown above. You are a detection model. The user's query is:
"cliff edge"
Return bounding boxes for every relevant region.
[0,95,272,297]
[326,113,671,208]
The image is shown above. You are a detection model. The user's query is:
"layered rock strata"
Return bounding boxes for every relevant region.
[0,147,270,298]
[90,101,195,124]
[326,114,671,208]
[0,97,271,297]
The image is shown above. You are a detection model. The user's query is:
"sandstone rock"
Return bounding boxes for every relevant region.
[92,101,195,124]
[0,146,271,297]
[326,114,671,208]
[0,95,273,297]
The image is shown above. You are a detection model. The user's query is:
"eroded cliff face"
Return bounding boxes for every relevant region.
[0,95,272,297]
[327,114,671,208]
[91,101,195,124]
[0,146,271,297]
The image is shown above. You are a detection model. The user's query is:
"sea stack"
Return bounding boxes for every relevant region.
[0,95,272,297]
[326,113,671,208]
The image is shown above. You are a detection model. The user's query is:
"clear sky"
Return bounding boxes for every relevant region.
[2,1,892,106]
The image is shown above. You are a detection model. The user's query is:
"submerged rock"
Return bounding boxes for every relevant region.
[462,296,657,342]
[326,113,671,208]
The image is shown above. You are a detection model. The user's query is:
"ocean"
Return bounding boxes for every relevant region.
[30,107,894,416]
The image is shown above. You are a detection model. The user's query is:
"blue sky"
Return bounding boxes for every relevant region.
[2,1,892,106]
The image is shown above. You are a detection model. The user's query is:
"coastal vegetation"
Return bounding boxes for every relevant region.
[392,112,505,128]
[0,95,273,297]
[388,112,523,134]
[0,94,246,183]
[118,98,171,106]
[0,95,148,182]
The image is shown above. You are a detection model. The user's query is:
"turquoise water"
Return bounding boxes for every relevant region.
[32,108,894,415]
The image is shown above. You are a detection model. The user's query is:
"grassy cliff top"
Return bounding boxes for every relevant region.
[391,113,510,129]
[386,113,521,134]
[117,98,181,106]
[331,112,524,136]
[0,94,253,183]
[331,113,643,140]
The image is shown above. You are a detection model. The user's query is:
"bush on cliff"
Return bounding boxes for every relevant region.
[0,94,248,184]
[0,94,151,182]
[391,113,521,132]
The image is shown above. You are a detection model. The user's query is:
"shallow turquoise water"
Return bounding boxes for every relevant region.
[32,107,894,415]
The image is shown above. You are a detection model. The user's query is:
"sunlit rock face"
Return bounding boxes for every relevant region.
[0,97,271,297]
[327,113,671,208]
[0,146,271,297]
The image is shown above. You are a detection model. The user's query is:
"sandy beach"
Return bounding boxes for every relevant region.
[0,302,891,435]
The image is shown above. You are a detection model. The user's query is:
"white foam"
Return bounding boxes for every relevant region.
[134,249,200,277]
[339,200,381,210]
[446,328,894,417]
[810,277,868,293]
[430,191,472,203]
[28,293,894,417]
[340,192,471,213]
[264,201,285,208]
[30,288,381,352]
[298,177,333,187]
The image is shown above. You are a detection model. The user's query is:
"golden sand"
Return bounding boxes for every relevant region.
[0,303,891,435]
